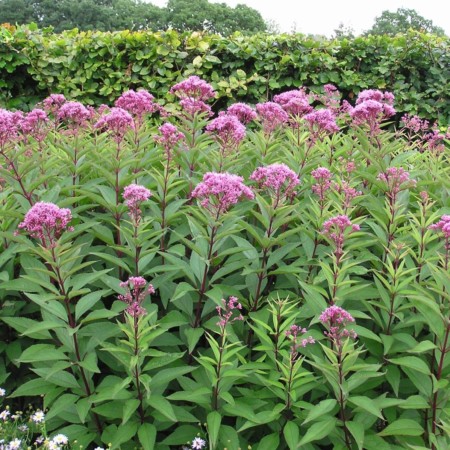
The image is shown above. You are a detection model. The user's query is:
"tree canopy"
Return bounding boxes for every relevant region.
[366,8,445,36]
[0,0,267,34]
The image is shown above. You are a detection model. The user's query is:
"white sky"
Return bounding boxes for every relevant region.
[148,0,450,36]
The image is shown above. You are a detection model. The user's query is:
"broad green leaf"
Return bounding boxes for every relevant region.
[283,421,300,450]
[207,411,221,448]
[378,419,424,436]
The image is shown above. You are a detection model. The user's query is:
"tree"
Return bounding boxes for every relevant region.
[0,0,266,34]
[366,8,445,36]
[333,22,355,39]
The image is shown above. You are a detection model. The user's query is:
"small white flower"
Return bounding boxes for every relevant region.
[48,442,61,450]
[51,434,68,445]
[18,424,28,432]
[8,439,22,450]
[191,437,206,450]
[0,410,10,421]
[31,410,45,423]
[93,447,105,450]
[35,436,44,445]
[0,388,5,396]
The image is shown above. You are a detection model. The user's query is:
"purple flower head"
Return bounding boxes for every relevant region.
[322,215,360,259]
[377,167,416,199]
[256,102,289,134]
[58,101,90,129]
[304,109,339,138]
[20,109,49,142]
[18,202,73,245]
[311,167,333,202]
[334,181,362,211]
[0,108,19,147]
[350,90,396,133]
[273,89,313,118]
[424,125,450,154]
[94,107,134,143]
[118,276,155,317]
[206,114,246,152]
[250,163,300,205]
[170,76,215,102]
[319,305,357,341]
[285,324,315,354]
[216,296,244,329]
[226,103,257,124]
[356,89,394,105]
[115,89,159,123]
[179,98,213,116]
[191,172,254,218]
[154,122,185,159]
[42,94,66,116]
[429,215,450,250]
[123,184,151,224]
[319,84,341,111]
[401,114,429,134]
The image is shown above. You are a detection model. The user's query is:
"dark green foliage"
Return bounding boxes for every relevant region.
[366,8,446,37]
[0,0,266,34]
[0,26,448,123]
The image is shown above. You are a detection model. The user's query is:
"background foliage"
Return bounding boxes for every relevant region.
[0,25,449,123]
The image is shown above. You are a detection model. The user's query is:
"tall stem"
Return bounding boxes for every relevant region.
[193,224,218,328]
[337,344,352,450]
[133,315,145,423]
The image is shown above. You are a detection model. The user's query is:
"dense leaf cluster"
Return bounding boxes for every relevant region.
[0,83,449,449]
[0,25,448,124]
[0,0,267,34]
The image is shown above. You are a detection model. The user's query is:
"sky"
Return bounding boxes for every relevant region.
[148,0,450,36]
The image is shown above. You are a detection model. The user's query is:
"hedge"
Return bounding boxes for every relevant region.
[0,24,449,122]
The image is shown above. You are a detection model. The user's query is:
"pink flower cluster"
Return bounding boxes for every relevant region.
[119,276,155,317]
[349,90,396,132]
[429,215,450,248]
[311,167,333,202]
[424,126,450,154]
[273,89,313,118]
[123,184,151,224]
[206,114,246,152]
[319,305,357,341]
[58,101,90,128]
[0,108,18,147]
[304,109,339,138]
[226,103,257,124]
[334,181,362,211]
[191,172,254,218]
[216,296,244,329]
[256,102,289,134]
[95,107,134,143]
[377,167,416,199]
[401,114,429,133]
[322,215,360,259]
[41,94,66,116]
[170,76,215,116]
[115,89,159,123]
[154,122,185,159]
[18,202,73,245]
[20,109,49,142]
[320,84,341,112]
[250,163,300,205]
[285,324,315,353]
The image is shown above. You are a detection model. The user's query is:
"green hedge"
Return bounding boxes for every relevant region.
[0,24,449,122]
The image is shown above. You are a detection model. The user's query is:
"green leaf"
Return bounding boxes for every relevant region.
[75,289,110,321]
[348,396,384,419]
[299,418,337,445]
[347,421,365,450]
[388,356,430,375]
[378,419,424,436]
[17,344,69,363]
[122,399,140,425]
[147,395,177,422]
[138,423,157,450]
[207,411,221,448]
[257,433,280,450]
[303,399,337,424]
[283,421,300,450]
